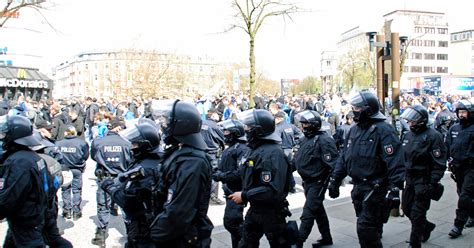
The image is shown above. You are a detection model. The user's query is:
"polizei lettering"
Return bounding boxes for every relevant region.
[104,146,122,152]
[61,147,77,153]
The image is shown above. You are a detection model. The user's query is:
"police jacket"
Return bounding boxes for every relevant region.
[91,132,132,175]
[0,149,49,234]
[107,154,160,218]
[402,127,447,184]
[56,136,90,171]
[333,120,405,189]
[446,123,474,167]
[150,146,213,243]
[294,131,338,182]
[218,142,250,193]
[200,119,225,152]
[240,141,290,207]
[276,121,301,149]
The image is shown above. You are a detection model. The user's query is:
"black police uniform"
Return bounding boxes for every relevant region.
[401,128,446,246]
[91,131,132,230]
[276,120,301,161]
[201,119,225,202]
[103,154,161,248]
[435,108,456,138]
[56,136,90,215]
[150,147,214,247]
[332,121,405,248]
[238,142,292,247]
[294,131,338,245]
[446,122,474,232]
[0,149,49,247]
[214,141,250,248]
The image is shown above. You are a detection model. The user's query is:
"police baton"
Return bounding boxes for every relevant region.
[318,173,332,198]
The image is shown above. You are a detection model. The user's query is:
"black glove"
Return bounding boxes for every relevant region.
[100,177,120,193]
[328,179,340,199]
[212,171,225,182]
[385,187,400,209]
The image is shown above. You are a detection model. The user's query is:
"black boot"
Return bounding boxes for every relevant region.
[73,211,82,221]
[448,226,462,238]
[91,228,108,247]
[62,209,72,219]
[312,236,333,247]
[422,221,436,242]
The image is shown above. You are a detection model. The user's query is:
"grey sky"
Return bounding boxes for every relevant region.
[2,0,473,79]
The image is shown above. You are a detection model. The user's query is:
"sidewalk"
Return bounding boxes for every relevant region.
[211,174,474,248]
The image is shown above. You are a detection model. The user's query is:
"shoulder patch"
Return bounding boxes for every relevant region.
[261,171,272,183]
[166,189,173,204]
[384,144,394,155]
[323,153,332,162]
[0,178,4,190]
[432,149,441,158]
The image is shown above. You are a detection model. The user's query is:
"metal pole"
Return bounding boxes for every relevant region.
[376,34,385,111]
[391,32,401,131]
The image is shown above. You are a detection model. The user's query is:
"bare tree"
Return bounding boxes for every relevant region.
[1,0,48,28]
[229,0,300,107]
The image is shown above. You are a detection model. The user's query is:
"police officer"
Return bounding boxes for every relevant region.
[56,126,90,220]
[201,109,226,205]
[91,120,133,247]
[446,99,474,238]
[275,111,302,193]
[229,109,293,247]
[0,115,49,247]
[434,102,456,138]
[213,119,250,248]
[328,91,405,248]
[101,119,161,247]
[294,110,338,247]
[149,99,214,247]
[400,105,447,247]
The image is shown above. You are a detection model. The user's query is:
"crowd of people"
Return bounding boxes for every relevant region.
[0,89,472,248]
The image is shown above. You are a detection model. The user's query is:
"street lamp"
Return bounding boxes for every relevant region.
[366,15,414,130]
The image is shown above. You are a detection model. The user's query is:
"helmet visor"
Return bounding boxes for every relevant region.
[236,109,257,127]
[119,124,142,143]
[294,110,314,123]
[218,119,237,131]
[400,108,423,122]
[151,99,177,128]
[349,92,366,108]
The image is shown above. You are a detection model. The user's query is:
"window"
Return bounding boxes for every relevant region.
[424,40,436,47]
[437,54,448,60]
[439,41,448,47]
[412,39,423,47]
[424,66,435,73]
[85,63,88,70]
[403,66,409,73]
[411,53,422,59]
[415,27,423,33]
[437,67,448,73]
[424,53,435,60]
[438,28,448,34]
[411,66,422,73]
[326,61,331,66]
[424,27,435,34]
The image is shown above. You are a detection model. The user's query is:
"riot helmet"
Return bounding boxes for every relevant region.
[151,99,207,150]
[0,115,41,147]
[400,105,429,133]
[295,110,322,137]
[30,129,55,151]
[349,91,385,123]
[218,119,246,144]
[454,99,474,125]
[120,121,161,156]
[236,109,281,144]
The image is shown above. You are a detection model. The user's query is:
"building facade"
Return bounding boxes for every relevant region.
[450,30,474,76]
[384,10,450,89]
[53,50,226,99]
[320,51,337,93]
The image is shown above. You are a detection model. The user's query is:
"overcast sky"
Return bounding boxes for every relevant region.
[2,0,473,79]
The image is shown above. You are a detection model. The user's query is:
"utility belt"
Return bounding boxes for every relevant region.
[406,169,429,177]
[351,177,387,188]
[250,199,292,217]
